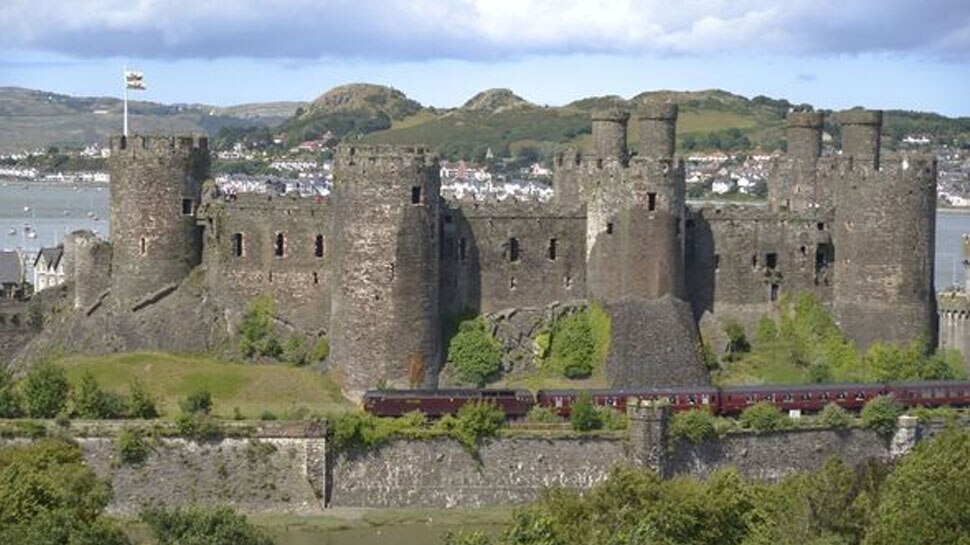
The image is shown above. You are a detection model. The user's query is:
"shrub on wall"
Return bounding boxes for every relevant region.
[447,316,502,387]
[127,379,159,419]
[72,371,126,419]
[818,403,853,429]
[670,408,719,443]
[551,312,595,378]
[141,506,273,545]
[22,363,70,418]
[861,396,903,436]
[740,401,791,432]
[0,369,23,418]
[239,295,282,359]
[570,393,603,432]
[115,427,150,465]
[311,337,330,362]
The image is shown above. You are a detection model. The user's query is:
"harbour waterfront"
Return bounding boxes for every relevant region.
[3,181,970,292]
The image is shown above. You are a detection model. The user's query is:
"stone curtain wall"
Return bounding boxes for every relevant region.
[329,437,629,508]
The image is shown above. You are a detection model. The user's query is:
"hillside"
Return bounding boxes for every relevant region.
[0,87,297,153]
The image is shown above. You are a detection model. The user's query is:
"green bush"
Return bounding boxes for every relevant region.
[180,390,213,415]
[861,396,903,436]
[141,506,273,545]
[22,363,70,418]
[526,405,558,423]
[818,403,853,429]
[282,335,308,366]
[0,369,23,418]
[533,330,551,365]
[259,410,278,421]
[570,393,603,432]
[447,316,502,386]
[550,312,595,378]
[72,371,125,419]
[127,379,159,419]
[175,412,220,440]
[740,401,791,432]
[596,406,629,431]
[670,408,719,443]
[311,337,330,362]
[723,320,750,360]
[454,401,505,445]
[115,427,150,465]
[239,295,282,359]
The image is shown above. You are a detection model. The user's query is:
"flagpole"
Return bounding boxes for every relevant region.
[123,65,129,137]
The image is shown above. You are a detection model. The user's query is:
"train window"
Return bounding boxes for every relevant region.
[820,393,829,400]
[855,392,865,401]
[922,389,932,398]
[668,395,677,404]
[745,395,754,404]
[763,394,774,402]
[555,397,564,408]
[801,393,812,401]
[783,393,794,402]
[687,395,696,405]
[701,394,710,405]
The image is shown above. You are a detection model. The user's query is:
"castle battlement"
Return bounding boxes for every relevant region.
[109,134,209,155]
[335,144,434,170]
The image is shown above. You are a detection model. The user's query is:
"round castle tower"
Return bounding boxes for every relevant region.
[586,103,685,303]
[108,135,209,307]
[329,145,441,397]
[832,110,937,348]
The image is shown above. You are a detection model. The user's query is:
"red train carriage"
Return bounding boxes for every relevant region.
[719,383,889,416]
[536,387,720,417]
[888,380,970,409]
[362,389,534,418]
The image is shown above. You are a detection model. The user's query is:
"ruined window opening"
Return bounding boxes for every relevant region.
[815,243,834,286]
[751,254,758,268]
[313,272,319,285]
[714,254,720,271]
[459,237,467,261]
[509,276,516,289]
[389,262,395,281]
[817,222,825,231]
[770,284,780,301]
[181,198,193,216]
[548,238,558,260]
[606,222,614,235]
[444,215,453,223]
[411,185,422,204]
[232,233,243,257]
[686,219,695,228]
[648,192,657,211]
[139,237,147,256]
[565,275,573,289]
[275,233,285,257]
[268,271,273,283]
[509,237,519,262]
[766,253,778,270]
[314,235,324,258]
[800,245,807,255]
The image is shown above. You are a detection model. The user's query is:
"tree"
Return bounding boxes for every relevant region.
[22,363,70,418]
[72,371,125,419]
[447,316,502,386]
[740,402,790,432]
[0,439,131,545]
[550,311,596,379]
[127,379,159,419]
[865,430,970,545]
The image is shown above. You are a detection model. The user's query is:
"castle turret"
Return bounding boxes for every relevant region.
[329,145,441,397]
[839,109,883,169]
[637,102,677,159]
[832,110,937,348]
[68,230,112,311]
[787,111,823,162]
[108,135,209,308]
[591,109,630,163]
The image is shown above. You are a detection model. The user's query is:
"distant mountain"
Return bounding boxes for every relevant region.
[0,86,303,153]
[2,84,968,159]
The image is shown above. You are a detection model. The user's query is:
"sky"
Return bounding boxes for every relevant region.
[1,0,969,115]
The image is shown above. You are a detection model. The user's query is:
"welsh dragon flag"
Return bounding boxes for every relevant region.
[125,70,146,90]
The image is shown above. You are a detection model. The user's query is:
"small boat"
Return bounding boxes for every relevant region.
[23,206,30,212]
[26,231,36,239]
[7,228,16,236]
[86,211,95,218]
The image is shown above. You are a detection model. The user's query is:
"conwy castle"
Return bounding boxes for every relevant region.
[0,104,944,396]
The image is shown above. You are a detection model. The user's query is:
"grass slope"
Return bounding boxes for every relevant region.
[54,351,352,419]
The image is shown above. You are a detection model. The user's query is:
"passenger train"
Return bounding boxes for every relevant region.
[362,380,970,419]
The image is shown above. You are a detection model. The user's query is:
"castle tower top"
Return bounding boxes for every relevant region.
[109,134,209,155]
[787,111,824,162]
[636,102,678,158]
[837,109,883,169]
[591,109,630,162]
[334,144,434,172]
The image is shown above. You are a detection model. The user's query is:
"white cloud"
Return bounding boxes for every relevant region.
[0,0,968,60]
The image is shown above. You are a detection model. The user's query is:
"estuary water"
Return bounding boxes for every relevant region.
[3,181,970,290]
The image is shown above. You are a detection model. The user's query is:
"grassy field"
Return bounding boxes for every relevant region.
[54,351,353,419]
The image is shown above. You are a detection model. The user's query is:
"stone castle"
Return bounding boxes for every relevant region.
[5,104,939,397]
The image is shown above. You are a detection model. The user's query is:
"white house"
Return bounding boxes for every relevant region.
[33,246,65,292]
